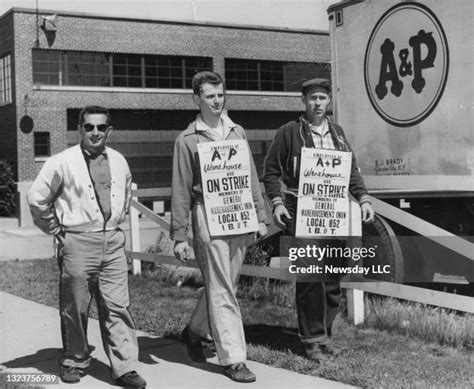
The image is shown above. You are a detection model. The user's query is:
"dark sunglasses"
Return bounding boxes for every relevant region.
[83,123,109,132]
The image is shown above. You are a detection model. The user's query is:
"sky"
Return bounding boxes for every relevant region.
[0,0,330,30]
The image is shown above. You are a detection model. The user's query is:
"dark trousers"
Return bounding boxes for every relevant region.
[284,196,342,345]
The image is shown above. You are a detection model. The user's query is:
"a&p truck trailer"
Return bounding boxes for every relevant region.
[327,0,473,287]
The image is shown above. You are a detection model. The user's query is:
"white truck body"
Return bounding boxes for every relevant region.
[328,0,473,195]
[327,0,473,284]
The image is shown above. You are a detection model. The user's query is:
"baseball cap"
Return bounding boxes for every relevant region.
[301,78,331,94]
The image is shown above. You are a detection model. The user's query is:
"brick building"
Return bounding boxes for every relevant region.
[0,7,330,224]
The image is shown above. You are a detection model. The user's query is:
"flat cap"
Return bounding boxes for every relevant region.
[301,78,331,94]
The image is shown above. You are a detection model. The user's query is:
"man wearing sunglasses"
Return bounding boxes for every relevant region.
[28,106,146,388]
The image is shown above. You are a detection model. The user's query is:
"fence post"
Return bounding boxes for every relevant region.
[130,182,141,276]
[346,288,364,324]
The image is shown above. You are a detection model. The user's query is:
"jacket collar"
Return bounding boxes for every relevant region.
[195,110,236,132]
[80,142,108,159]
[298,115,347,151]
[183,110,238,137]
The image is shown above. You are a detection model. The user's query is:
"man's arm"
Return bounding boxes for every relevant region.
[124,162,132,214]
[263,126,292,228]
[27,156,63,236]
[238,127,268,237]
[237,127,268,223]
[170,135,193,244]
[262,126,287,204]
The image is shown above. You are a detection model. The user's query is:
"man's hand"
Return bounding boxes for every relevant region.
[273,204,292,228]
[361,202,375,223]
[257,222,268,239]
[174,240,192,263]
[53,231,65,266]
[55,231,65,246]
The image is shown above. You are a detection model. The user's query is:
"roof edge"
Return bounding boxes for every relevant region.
[4,7,329,35]
[327,0,365,14]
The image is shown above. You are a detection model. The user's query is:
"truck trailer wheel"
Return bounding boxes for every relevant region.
[362,214,404,283]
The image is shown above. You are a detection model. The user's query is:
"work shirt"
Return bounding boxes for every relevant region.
[82,147,112,222]
[195,114,229,141]
[309,118,336,150]
[28,144,132,234]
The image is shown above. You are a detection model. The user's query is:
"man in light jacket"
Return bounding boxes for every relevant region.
[28,106,146,388]
[170,71,268,383]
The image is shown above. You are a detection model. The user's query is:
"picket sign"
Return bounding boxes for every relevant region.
[127,185,474,325]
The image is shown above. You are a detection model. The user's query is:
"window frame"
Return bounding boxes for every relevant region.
[0,54,12,105]
[32,49,213,90]
[34,132,51,158]
[225,58,331,92]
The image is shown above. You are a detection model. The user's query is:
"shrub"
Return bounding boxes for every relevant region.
[0,160,16,217]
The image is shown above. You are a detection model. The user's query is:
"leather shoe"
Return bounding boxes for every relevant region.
[304,342,340,361]
[304,346,325,362]
[201,338,216,355]
[115,371,146,388]
[181,326,206,362]
[60,365,82,384]
[320,342,340,356]
[223,363,256,383]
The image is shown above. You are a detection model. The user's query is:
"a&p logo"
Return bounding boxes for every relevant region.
[364,2,449,127]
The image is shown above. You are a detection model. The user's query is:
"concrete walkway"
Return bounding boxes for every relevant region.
[0,219,354,388]
[0,292,353,389]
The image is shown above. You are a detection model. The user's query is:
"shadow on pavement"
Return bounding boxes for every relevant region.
[137,335,223,376]
[2,331,303,385]
[1,346,113,385]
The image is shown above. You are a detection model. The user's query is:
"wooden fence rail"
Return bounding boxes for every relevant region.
[127,184,474,324]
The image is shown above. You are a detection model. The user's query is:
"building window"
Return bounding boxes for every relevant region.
[33,49,212,89]
[32,50,62,85]
[225,58,330,92]
[34,132,50,157]
[66,51,110,87]
[113,54,142,87]
[225,59,259,91]
[144,56,212,89]
[0,54,12,104]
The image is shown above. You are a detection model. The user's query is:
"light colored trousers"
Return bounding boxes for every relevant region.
[189,203,253,366]
[59,229,138,379]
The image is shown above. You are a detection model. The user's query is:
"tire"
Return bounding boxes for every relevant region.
[362,213,404,283]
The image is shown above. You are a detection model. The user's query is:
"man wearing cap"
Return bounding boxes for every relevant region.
[263,78,374,361]
[28,106,146,387]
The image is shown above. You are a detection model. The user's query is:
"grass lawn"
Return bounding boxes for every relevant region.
[1,258,472,388]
